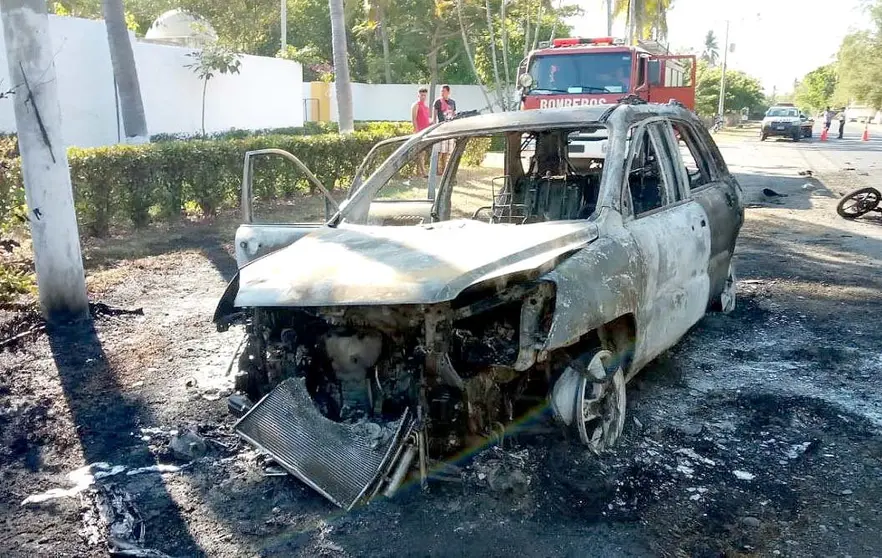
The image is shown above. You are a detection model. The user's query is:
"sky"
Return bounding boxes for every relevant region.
[565,0,869,93]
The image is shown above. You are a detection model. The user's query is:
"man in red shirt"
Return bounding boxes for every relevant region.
[411,87,431,176]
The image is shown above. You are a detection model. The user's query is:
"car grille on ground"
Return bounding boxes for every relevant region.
[234,377,414,510]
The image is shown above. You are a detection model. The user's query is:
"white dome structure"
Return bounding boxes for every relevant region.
[144,9,218,48]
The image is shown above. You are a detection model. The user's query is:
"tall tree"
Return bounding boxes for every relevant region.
[364,0,393,83]
[102,0,148,140]
[694,61,765,117]
[702,30,719,66]
[1,0,89,321]
[329,0,354,133]
[794,64,838,114]
[835,1,882,110]
[614,0,672,43]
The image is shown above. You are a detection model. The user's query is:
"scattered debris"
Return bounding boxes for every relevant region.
[227,394,253,417]
[169,429,208,461]
[741,516,762,528]
[762,188,786,197]
[22,462,125,505]
[733,470,756,481]
[82,483,174,558]
[471,447,532,496]
[798,170,813,176]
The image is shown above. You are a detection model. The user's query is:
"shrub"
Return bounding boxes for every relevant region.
[0,120,490,237]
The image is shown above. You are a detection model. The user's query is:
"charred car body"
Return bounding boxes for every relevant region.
[213,102,744,510]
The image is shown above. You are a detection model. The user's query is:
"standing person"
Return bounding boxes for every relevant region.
[824,106,834,133]
[837,108,847,139]
[411,87,431,176]
[433,85,457,175]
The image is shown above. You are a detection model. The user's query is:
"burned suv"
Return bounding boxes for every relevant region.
[213,101,744,510]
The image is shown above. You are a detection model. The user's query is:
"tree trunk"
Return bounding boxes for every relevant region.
[500,0,512,110]
[483,0,505,110]
[101,0,147,141]
[455,0,495,112]
[201,78,208,137]
[428,38,438,109]
[329,0,354,133]
[377,2,392,84]
[532,3,543,51]
[0,0,89,322]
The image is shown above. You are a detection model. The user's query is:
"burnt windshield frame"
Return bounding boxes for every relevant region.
[528,52,634,94]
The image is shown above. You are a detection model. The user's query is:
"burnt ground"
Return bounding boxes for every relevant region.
[3,135,882,558]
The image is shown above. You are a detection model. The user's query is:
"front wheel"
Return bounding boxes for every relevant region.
[760,133,767,141]
[551,349,626,454]
[837,187,881,219]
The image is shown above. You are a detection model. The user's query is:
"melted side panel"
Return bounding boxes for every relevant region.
[541,233,644,353]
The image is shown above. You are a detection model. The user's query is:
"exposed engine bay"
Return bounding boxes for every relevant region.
[238,281,559,463]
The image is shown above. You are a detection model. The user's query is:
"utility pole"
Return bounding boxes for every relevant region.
[1,0,89,322]
[281,0,287,52]
[717,19,730,117]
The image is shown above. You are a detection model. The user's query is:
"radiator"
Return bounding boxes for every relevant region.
[234,377,413,510]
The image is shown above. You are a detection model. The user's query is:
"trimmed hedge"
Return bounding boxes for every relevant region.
[0,128,491,237]
[150,121,416,142]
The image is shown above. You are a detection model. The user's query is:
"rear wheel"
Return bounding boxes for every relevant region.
[837,187,881,219]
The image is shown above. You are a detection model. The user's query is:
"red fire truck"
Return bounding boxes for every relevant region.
[516,37,697,111]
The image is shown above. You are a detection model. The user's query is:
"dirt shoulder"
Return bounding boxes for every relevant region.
[2,142,882,558]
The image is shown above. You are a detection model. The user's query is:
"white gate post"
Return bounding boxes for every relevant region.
[1,0,89,322]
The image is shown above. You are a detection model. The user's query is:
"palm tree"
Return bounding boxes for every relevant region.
[329,0,354,133]
[101,0,148,140]
[614,0,673,43]
[364,0,393,84]
[702,30,719,66]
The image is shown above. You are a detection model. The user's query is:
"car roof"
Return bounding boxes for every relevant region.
[422,102,696,139]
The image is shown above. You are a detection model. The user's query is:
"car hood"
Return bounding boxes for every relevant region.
[233,219,598,307]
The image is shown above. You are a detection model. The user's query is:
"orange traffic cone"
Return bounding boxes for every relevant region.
[820,127,828,141]
[862,125,870,141]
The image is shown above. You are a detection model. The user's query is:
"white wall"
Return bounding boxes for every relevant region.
[0,15,304,147]
[322,83,505,122]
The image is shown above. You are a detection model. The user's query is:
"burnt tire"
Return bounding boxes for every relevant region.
[710,261,737,314]
[837,187,881,219]
[578,352,626,453]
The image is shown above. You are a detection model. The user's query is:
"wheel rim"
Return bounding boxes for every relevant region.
[576,357,626,453]
[841,190,881,216]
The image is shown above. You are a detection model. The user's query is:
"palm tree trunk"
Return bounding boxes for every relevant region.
[329,0,354,133]
[483,0,505,110]
[500,0,512,108]
[1,0,89,321]
[377,2,393,84]
[101,0,147,140]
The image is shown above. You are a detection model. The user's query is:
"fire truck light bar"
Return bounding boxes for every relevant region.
[551,37,624,47]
